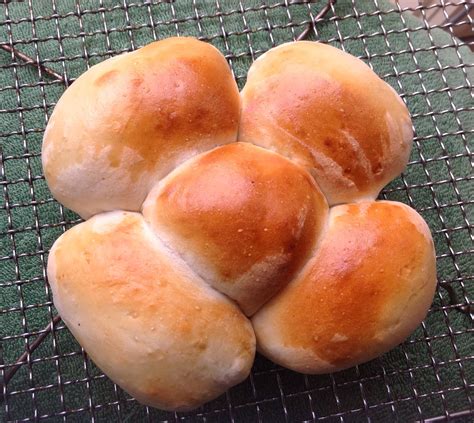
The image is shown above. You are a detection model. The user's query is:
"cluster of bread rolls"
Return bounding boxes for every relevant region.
[43,38,436,411]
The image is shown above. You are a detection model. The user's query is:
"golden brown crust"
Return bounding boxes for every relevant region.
[48,211,255,411]
[42,37,240,218]
[43,38,437,409]
[143,143,329,315]
[240,42,413,205]
[252,201,437,373]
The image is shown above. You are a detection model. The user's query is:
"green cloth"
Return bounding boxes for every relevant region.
[1,0,472,421]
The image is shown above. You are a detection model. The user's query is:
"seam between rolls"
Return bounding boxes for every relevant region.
[140,212,245,312]
[257,203,333,311]
[235,94,243,142]
[237,137,381,208]
[235,129,343,205]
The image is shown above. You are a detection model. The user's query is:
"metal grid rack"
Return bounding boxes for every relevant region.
[0,1,472,421]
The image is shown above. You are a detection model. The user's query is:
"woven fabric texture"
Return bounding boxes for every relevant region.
[0,1,473,421]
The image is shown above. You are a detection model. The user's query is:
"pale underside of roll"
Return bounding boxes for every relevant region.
[43,37,436,412]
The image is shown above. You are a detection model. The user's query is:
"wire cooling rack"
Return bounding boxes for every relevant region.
[0,1,472,422]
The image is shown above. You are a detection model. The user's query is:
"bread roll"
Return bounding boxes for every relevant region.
[240,41,413,205]
[42,37,240,219]
[43,37,437,412]
[142,142,328,315]
[47,211,255,411]
[252,201,437,374]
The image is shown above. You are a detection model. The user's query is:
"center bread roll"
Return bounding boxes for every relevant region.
[143,142,329,315]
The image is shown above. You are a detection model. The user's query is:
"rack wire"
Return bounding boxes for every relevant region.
[0,0,472,421]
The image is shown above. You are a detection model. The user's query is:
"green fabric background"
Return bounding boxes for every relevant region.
[0,0,472,421]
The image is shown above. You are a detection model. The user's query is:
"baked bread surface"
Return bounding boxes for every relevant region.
[44,37,436,411]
